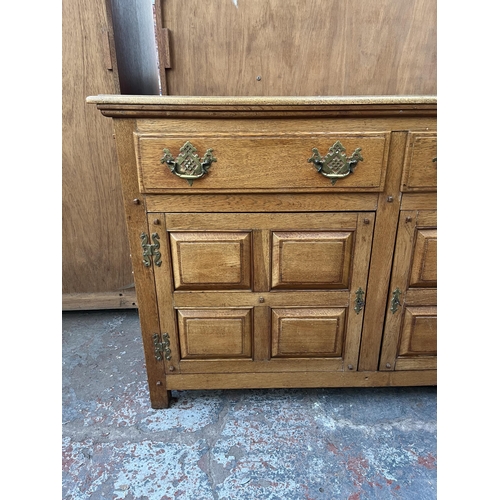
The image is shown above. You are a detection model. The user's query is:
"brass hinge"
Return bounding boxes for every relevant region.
[153,333,171,361]
[141,232,162,267]
[354,287,365,314]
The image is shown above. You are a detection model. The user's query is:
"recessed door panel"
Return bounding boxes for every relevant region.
[271,231,353,290]
[170,232,252,290]
[271,308,346,358]
[177,308,253,359]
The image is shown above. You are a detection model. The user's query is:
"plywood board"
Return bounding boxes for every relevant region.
[62,0,134,299]
[161,0,436,96]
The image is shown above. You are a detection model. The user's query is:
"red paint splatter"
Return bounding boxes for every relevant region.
[327,442,340,454]
[346,455,370,487]
[418,453,436,469]
[348,492,361,500]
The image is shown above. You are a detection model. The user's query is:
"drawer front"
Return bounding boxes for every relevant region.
[134,132,390,193]
[401,132,437,192]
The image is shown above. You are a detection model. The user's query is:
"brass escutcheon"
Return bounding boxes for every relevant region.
[390,288,402,314]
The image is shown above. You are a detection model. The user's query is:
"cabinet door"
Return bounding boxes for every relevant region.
[153,212,375,374]
[379,210,437,371]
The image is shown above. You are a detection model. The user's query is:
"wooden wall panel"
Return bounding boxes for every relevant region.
[64,0,436,310]
[161,0,436,96]
[62,0,134,306]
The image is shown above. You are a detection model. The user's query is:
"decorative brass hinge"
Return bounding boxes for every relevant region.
[354,287,365,314]
[140,232,162,267]
[153,333,171,361]
[390,288,402,314]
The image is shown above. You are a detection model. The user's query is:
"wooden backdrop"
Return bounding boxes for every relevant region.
[62,0,436,310]
[160,0,437,96]
[62,0,136,310]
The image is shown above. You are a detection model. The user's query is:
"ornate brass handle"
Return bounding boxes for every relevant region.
[308,141,363,185]
[160,141,217,186]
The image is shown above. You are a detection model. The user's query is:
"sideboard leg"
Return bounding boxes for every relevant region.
[149,387,172,409]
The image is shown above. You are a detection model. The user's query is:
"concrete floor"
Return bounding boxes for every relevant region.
[62,310,437,500]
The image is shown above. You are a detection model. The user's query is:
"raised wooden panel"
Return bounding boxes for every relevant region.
[170,232,252,290]
[271,231,353,290]
[401,132,437,192]
[271,308,346,358]
[409,229,437,287]
[177,308,253,359]
[398,306,437,357]
[134,133,389,193]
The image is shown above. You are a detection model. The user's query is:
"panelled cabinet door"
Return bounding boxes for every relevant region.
[379,210,437,371]
[153,212,375,375]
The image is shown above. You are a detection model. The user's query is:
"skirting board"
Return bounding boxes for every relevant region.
[62,290,138,311]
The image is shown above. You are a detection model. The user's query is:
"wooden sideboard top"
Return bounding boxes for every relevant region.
[87,95,437,118]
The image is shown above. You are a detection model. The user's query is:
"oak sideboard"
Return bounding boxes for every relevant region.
[87,95,437,408]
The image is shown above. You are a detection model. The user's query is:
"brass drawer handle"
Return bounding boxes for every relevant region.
[161,141,217,186]
[308,141,363,185]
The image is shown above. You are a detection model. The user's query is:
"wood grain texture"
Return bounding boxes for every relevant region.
[379,210,437,371]
[148,213,181,375]
[161,0,436,96]
[401,132,438,192]
[165,212,359,231]
[271,308,346,358]
[271,231,354,290]
[165,370,437,391]
[90,100,437,405]
[409,229,437,287]
[134,132,389,193]
[113,120,169,408]
[62,291,137,311]
[358,132,408,370]
[63,0,132,298]
[88,96,437,120]
[145,193,379,213]
[398,306,437,357]
[177,308,253,359]
[172,291,350,309]
[401,193,437,210]
[169,231,252,290]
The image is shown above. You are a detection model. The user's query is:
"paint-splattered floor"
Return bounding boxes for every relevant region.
[62,310,437,500]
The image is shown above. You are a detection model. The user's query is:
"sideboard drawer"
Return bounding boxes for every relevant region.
[401,132,437,192]
[134,131,390,193]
